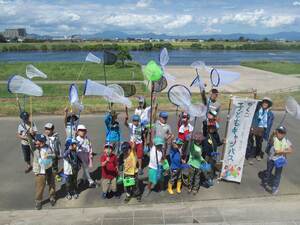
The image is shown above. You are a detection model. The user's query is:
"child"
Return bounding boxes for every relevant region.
[168,138,184,195]
[125,114,145,175]
[76,124,96,188]
[105,110,121,155]
[262,126,293,195]
[177,112,193,155]
[122,142,141,202]
[246,97,274,163]
[145,137,165,196]
[202,124,223,178]
[17,111,38,173]
[188,132,206,195]
[44,123,61,176]
[64,107,79,139]
[32,134,56,210]
[100,143,118,199]
[134,96,146,116]
[63,139,81,200]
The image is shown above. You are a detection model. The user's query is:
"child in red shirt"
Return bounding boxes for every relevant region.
[100,143,118,199]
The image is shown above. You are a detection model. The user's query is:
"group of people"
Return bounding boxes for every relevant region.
[16,89,294,210]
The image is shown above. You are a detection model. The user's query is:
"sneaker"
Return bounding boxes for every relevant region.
[66,193,72,200]
[188,188,192,194]
[73,192,79,199]
[124,195,131,203]
[256,156,262,161]
[272,187,279,195]
[35,202,42,210]
[89,182,96,188]
[248,160,254,165]
[192,190,198,195]
[25,165,32,174]
[101,193,107,199]
[143,188,151,197]
[50,198,56,207]
[136,195,142,202]
[55,175,62,182]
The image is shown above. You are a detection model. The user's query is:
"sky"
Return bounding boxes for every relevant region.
[0,0,300,36]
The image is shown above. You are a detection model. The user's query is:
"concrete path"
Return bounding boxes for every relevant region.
[164,65,300,93]
[1,195,300,225]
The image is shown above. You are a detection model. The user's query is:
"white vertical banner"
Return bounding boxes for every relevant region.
[221,97,258,183]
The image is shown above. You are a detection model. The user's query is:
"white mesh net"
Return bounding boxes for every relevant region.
[7,75,43,96]
[160,48,169,67]
[286,96,300,120]
[85,52,101,64]
[26,65,47,79]
[168,85,191,107]
[69,84,83,112]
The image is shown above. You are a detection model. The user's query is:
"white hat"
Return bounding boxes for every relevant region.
[44,123,54,129]
[77,124,87,131]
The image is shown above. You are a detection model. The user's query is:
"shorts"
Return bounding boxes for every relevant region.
[101,178,117,193]
[148,168,160,185]
[21,144,31,163]
[135,143,143,159]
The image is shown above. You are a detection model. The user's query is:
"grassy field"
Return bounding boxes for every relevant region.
[1,40,300,52]
[241,61,300,75]
[0,61,143,81]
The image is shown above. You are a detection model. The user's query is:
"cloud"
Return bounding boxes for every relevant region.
[220,9,265,26]
[164,15,193,29]
[203,27,221,34]
[136,0,152,8]
[261,15,296,28]
[293,1,300,6]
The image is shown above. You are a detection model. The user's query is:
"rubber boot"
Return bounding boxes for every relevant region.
[167,182,174,195]
[176,181,182,194]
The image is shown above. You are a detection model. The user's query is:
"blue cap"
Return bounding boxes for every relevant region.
[132,114,140,121]
[36,134,47,143]
[70,139,78,145]
[159,111,168,118]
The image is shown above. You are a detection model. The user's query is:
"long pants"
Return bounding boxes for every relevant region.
[263,159,283,189]
[101,178,117,193]
[189,166,201,191]
[35,169,55,203]
[124,174,140,197]
[81,162,93,184]
[246,133,263,159]
[170,169,182,186]
[66,170,78,194]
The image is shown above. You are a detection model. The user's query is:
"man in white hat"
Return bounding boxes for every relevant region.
[76,124,96,188]
[246,97,274,164]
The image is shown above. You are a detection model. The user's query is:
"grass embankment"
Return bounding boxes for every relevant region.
[1,40,300,52]
[241,61,300,75]
[0,62,143,81]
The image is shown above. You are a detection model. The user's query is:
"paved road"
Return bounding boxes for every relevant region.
[1,195,300,225]
[0,112,299,211]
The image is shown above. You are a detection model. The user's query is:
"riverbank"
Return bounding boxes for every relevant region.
[1,40,300,52]
[241,61,300,75]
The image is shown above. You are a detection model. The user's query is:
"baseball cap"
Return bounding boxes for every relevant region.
[44,123,54,129]
[77,124,87,131]
[276,126,287,134]
[159,111,168,118]
[104,143,113,149]
[121,142,131,152]
[132,114,140,121]
[211,88,219,94]
[174,138,184,145]
[36,134,47,143]
[20,111,29,121]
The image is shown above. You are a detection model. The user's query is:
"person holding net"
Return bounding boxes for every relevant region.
[104,110,121,156]
[201,89,221,137]
[177,112,193,156]
[17,111,38,173]
[64,107,79,140]
[246,97,274,164]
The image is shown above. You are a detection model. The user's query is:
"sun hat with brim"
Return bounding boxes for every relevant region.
[276,126,287,134]
[44,123,54,129]
[77,124,87,131]
[154,136,165,146]
[262,97,273,107]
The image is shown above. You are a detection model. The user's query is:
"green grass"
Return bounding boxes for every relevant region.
[0,61,143,81]
[241,61,300,75]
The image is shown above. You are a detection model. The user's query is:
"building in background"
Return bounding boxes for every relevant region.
[3,28,27,41]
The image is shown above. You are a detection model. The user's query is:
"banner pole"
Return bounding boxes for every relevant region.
[218,94,233,178]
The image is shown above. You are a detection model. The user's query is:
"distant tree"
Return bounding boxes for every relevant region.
[207,38,215,42]
[263,37,269,42]
[117,47,132,67]
[238,36,246,42]
[0,34,7,43]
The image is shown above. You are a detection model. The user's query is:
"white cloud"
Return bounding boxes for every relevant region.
[203,27,221,34]
[220,9,265,26]
[293,1,300,6]
[136,0,152,8]
[164,15,193,29]
[261,15,296,28]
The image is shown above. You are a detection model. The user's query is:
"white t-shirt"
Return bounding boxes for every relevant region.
[149,146,163,170]
[17,122,38,146]
[128,123,143,144]
[178,123,194,134]
[76,136,92,153]
[269,137,292,161]
[38,145,54,174]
